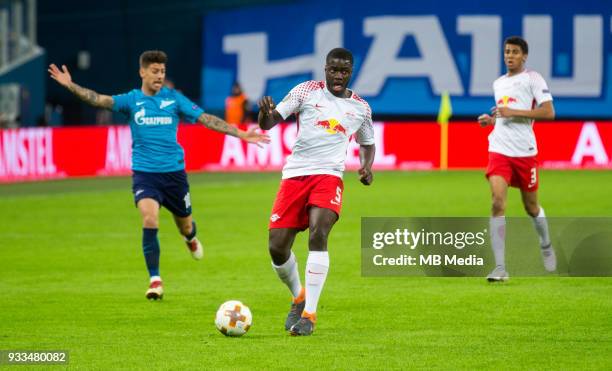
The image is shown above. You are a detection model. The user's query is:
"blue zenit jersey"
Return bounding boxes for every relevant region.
[112,87,204,172]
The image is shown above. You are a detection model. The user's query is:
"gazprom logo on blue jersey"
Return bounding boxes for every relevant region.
[134,107,172,126]
[202,0,612,117]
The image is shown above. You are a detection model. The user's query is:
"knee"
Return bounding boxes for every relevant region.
[268,242,283,258]
[308,226,329,251]
[142,213,159,228]
[524,203,540,217]
[491,197,506,216]
[268,242,290,265]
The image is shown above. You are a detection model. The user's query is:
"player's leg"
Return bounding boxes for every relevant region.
[490,176,508,217]
[487,175,509,281]
[138,198,164,299]
[290,206,337,336]
[485,153,512,282]
[517,157,556,272]
[267,177,310,330]
[521,189,556,272]
[305,206,336,309]
[269,228,300,283]
[162,170,202,260]
[173,214,203,260]
[269,228,304,329]
[173,213,194,237]
[290,175,342,335]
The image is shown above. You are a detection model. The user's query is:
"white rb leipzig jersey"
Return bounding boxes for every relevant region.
[275,81,375,179]
[489,69,553,157]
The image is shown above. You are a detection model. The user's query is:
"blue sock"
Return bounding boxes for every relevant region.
[185,221,197,241]
[142,228,160,277]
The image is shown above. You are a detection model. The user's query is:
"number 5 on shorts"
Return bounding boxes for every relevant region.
[331,186,342,205]
[529,168,537,188]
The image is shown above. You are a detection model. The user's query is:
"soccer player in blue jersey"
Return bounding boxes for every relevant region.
[49,50,269,300]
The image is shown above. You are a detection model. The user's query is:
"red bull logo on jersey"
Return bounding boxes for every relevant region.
[315,118,347,136]
[497,96,517,107]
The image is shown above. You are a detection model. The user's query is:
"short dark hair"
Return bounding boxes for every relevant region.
[139,50,167,68]
[326,48,353,65]
[504,36,528,54]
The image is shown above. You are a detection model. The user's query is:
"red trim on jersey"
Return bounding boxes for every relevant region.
[351,92,372,119]
[351,92,368,106]
[287,81,326,133]
[296,81,325,99]
[291,81,326,112]
[351,92,366,103]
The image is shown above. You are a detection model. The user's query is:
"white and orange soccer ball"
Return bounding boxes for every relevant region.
[214,300,252,337]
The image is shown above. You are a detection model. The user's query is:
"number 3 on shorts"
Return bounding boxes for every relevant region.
[529,168,537,188]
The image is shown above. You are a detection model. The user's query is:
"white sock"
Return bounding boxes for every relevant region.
[489,216,506,269]
[272,252,302,298]
[304,251,329,314]
[150,275,161,283]
[531,207,551,247]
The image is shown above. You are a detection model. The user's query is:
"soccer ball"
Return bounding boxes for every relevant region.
[215,300,252,337]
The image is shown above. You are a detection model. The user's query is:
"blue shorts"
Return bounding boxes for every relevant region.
[132,170,192,217]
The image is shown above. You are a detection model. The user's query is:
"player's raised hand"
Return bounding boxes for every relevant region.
[358,167,373,186]
[258,96,276,116]
[478,113,494,127]
[48,64,72,88]
[241,127,271,148]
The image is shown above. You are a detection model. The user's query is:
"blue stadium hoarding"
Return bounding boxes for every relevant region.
[202,0,612,117]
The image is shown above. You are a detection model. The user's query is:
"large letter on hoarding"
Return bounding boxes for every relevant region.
[571,122,609,165]
[457,16,502,96]
[524,15,602,97]
[223,19,342,100]
[354,16,463,96]
[104,126,132,173]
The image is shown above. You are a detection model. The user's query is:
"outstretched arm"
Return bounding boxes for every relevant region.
[48,64,113,109]
[198,113,270,146]
[257,96,284,130]
[358,144,376,185]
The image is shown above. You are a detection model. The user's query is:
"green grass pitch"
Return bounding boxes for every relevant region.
[1,170,611,369]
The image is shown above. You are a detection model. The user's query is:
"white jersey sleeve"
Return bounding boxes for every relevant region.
[353,98,375,145]
[275,81,318,120]
[529,71,553,105]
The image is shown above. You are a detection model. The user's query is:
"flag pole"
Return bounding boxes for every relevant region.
[437,91,452,171]
[440,121,449,170]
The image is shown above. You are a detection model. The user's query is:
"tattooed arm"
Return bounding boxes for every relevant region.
[48,64,114,109]
[198,113,241,137]
[198,113,270,145]
[66,82,114,109]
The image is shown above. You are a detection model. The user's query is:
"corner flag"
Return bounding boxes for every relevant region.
[437,91,452,170]
[437,91,452,125]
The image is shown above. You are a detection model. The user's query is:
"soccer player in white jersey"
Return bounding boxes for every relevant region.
[258,48,376,335]
[478,36,557,282]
